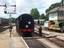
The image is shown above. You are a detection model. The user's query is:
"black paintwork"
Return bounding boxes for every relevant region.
[16,14,34,36]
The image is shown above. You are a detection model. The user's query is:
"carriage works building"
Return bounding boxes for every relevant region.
[46,0,64,28]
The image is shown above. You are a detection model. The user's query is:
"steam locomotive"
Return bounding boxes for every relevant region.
[16,14,34,36]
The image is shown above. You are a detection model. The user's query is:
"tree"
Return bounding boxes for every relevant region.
[40,14,46,19]
[11,17,16,23]
[30,8,40,19]
[46,3,61,13]
[44,14,49,21]
[61,0,64,6]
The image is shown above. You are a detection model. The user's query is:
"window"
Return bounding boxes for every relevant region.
[58,11,64,16]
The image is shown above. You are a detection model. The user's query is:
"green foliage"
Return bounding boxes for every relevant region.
[30,8,40,19]
[11,18,16,23]
[40,14,46,19]
[61,0,64,5]
[45,16,49,21]
[46,3,61,13]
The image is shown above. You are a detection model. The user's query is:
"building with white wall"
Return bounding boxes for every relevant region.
[46,0,64,27]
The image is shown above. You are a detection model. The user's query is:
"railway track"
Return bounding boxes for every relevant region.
[34,30,64,48]
[16,27,64,48]
[23,33,64,48]
[47,37,64,48]
[23,33,47,48]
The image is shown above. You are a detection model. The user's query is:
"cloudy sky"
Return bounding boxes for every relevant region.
[16,0,61,14]
[0,0,61,18]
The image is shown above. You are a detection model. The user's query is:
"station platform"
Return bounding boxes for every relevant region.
[0,37,29,48]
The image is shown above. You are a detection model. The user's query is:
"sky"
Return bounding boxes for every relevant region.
[0,0,61,18]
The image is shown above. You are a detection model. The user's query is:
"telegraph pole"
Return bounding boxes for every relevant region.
[4,3,16,37]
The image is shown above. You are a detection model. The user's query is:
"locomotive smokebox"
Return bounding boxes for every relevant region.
[16,14,34,37]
